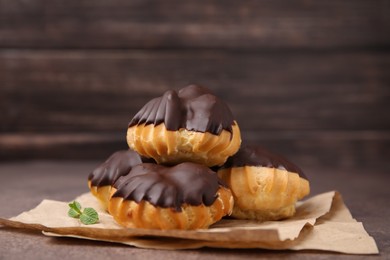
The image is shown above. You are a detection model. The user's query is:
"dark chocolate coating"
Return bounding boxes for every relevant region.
[88,150,154,187]
[222,145,307,179]
[112,162,224,212]
[129,85,235,135]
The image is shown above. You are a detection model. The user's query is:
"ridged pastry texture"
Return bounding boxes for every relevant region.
[88,150,153,210]
[108,187,233,230]
[127,122,241,167]
[127,85,242,167]
[88,181,113,211]
[218,166,310,221]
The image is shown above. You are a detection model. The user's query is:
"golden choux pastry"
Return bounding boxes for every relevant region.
[126,85,241,167]
[108,162,233,230]
[218,145,310,221]
[88,149,154,210]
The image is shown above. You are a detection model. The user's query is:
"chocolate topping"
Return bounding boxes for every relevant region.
[88,150,154,187]
[222,145,307,179]
[129,85,235,135]
[112,162,224,212]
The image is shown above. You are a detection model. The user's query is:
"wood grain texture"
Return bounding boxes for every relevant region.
[0,0,389,49]
[0,1,389,165]
[1,50,389,133]
[1,130,389,170]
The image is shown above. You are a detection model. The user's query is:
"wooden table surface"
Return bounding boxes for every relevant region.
[0,161,388,260]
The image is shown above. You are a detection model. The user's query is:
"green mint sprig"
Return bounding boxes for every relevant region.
[68,201,99,225]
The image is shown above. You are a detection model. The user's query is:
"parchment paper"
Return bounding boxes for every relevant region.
[0,191,378,254]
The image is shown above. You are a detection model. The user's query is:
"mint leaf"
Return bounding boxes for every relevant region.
[69,201,81,212]
[80,208,99,225]
[67,201,98,225]
[68,207,80,218]
[68,201,82,218]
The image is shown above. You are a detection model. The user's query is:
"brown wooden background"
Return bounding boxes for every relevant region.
[0,0,389,171]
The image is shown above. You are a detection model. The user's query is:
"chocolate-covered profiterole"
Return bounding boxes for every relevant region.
[112,162,224,212]
[129,84,235,135]
[88,149,154,187]
[218,145,310,221]
[222,145,307,179]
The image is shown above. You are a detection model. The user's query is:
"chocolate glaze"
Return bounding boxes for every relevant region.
[222,145,307,179]
[112,162,225,212]
[88,150,154,187]
[129,85,235,135]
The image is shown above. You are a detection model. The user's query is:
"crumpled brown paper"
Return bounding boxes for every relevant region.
[0,191,378,254]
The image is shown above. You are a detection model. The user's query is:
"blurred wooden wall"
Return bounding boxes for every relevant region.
[0,1,389,170]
